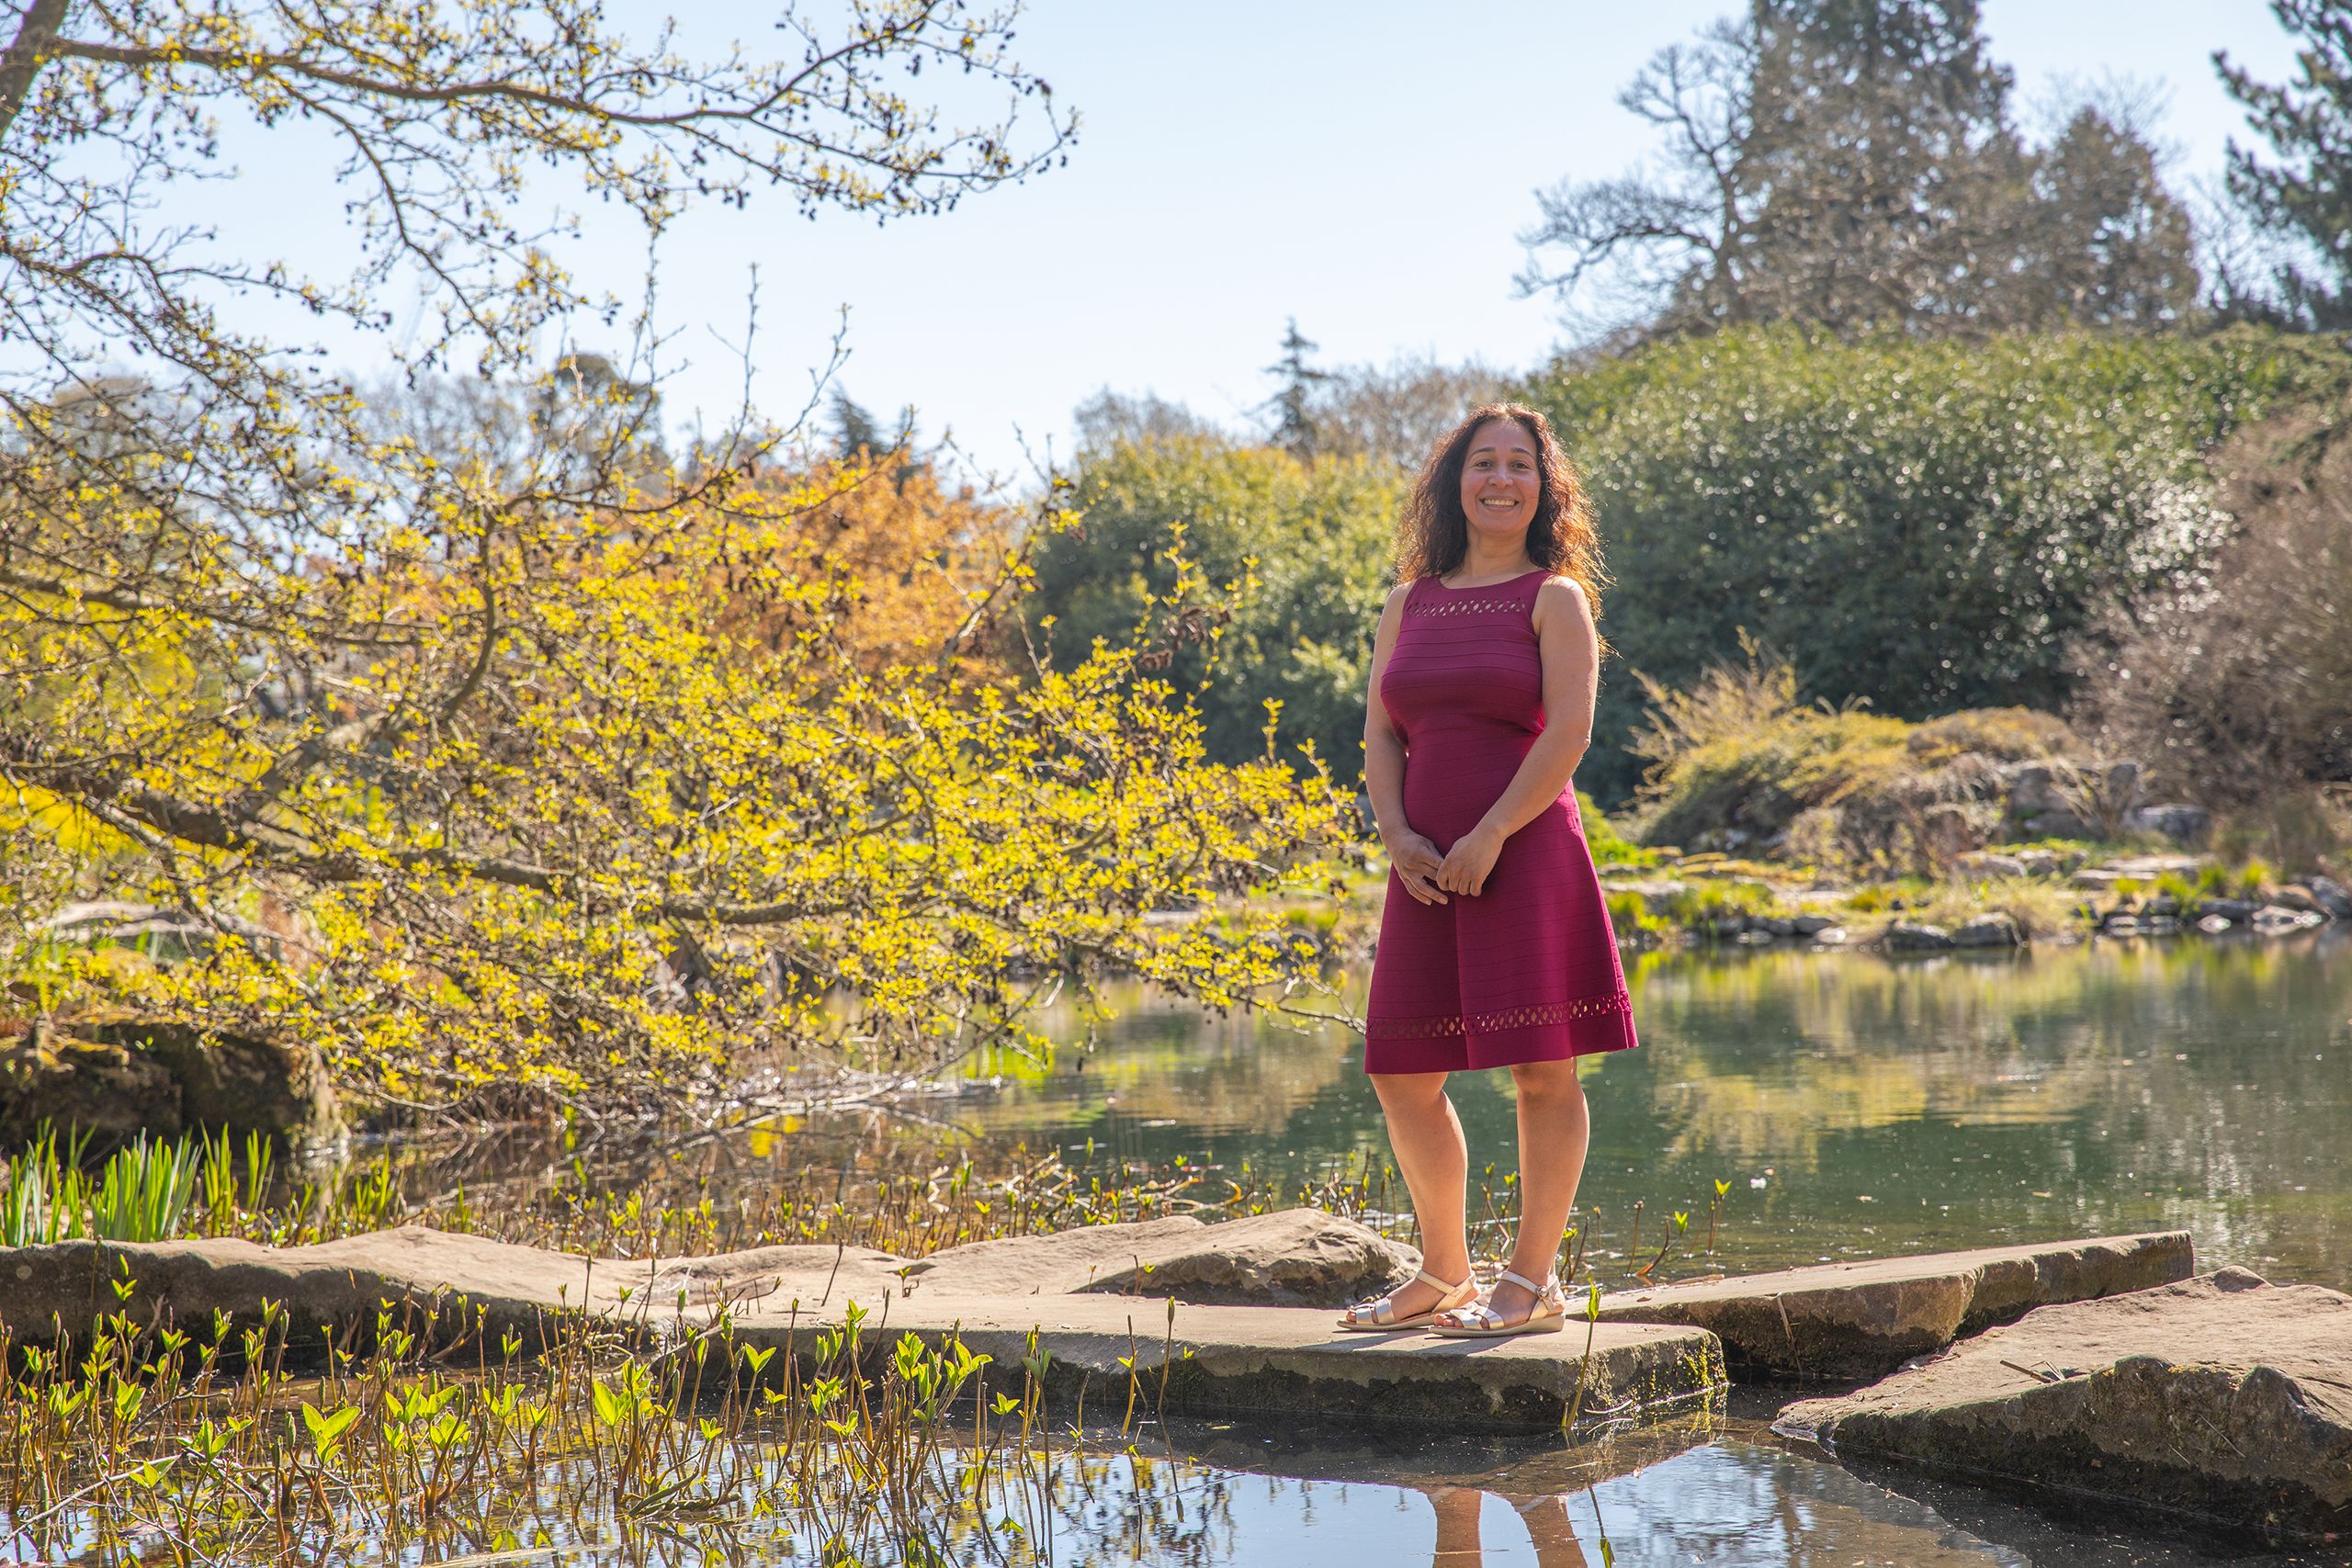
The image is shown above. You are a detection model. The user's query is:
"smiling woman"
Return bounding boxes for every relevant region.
[1341,401,1638,1339]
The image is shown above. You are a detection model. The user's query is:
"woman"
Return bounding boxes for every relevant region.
[1337,402,1639,1338]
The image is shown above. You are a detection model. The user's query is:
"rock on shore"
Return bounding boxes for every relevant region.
[1598,1231,2191,1381]
[1774,1268,2352,1548]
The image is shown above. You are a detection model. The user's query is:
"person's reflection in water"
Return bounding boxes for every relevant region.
[1422,1485,1591,1565]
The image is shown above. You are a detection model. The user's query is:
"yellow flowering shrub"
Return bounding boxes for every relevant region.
[1,457,1360,1110]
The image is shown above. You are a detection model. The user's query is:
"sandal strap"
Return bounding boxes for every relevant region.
[1435,1270,1565,1329]
[1412,1267,1473,1292]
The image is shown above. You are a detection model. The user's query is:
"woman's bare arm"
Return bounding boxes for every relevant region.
[1433,577,1599,896]
[1364,582,1448,906]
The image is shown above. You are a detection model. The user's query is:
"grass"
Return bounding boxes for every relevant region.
[6,1127,281,1247]
[90,1133,201,1243]
[1862,877,2089,941]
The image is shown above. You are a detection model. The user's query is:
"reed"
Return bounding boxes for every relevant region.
[90,1134,201,1242]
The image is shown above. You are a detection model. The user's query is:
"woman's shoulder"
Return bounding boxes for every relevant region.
[1530,574,1592,630]
[1532,573,1589,604]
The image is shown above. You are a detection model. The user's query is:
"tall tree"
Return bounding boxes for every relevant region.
[1261,319,1332,461]
[1521,0,2198,339]
[2217,0,2352,329]
[2023,105,2201,327]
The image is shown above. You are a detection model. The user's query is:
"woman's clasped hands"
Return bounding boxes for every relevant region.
[1385,821,1507,904]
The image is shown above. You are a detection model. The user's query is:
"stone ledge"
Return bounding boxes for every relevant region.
[736,1292,1726,1432]
[0,1219,1719,1433]
[1596,1231,2193,1381]
[0,1210,1419,1351]
[1771,1268,2352,1549]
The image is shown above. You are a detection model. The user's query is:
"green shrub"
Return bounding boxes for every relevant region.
[1905,708,2075,766]
[1657,879,1779,928]
[1525,324,2340,800]
[1029,437,1404,778]
[1578,791,1655,869]
[1604,887,1667,938]
[1623,637,1912,849]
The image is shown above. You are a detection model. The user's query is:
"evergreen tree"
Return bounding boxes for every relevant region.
[1523,0,2199,338]
[828,388,888,459]
[2217,0,2352,329]
[1261,319,1332,461]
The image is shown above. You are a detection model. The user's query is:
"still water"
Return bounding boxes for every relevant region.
[393,931,2352,1566]
[781,928,2348,1567]
[933,931,2352,1292]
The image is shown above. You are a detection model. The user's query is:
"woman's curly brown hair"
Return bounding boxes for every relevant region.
[1395,401,1609,619]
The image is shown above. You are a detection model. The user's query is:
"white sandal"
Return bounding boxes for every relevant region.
[1336,1268,1478,1332]
[1427,1268,1568,1337]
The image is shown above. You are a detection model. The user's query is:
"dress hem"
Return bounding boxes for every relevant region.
[1362,998,1639,1074]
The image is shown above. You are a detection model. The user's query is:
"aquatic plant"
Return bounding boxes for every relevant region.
[0,1271,1069,1565]
[1,1128,93,1248]
[90,1134,201,1243]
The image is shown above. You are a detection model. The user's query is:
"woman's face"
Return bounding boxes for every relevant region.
[1459,418,1543,548]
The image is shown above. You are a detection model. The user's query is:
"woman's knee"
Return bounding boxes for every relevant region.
[1371,1069,1450,1111]
[1510,1059,1586,1100]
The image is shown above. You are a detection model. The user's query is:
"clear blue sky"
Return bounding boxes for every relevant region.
[131,1,2312,481]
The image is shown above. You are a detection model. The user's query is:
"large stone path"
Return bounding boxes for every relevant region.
[0,1215,1718,1430]
[1775,1266,2352,1548]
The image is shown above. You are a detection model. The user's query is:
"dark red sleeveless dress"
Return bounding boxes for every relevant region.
[1363,570,1639,1073]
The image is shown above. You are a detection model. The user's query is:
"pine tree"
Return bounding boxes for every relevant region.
[2217,0,2352,329]
[1262,319,1332,462]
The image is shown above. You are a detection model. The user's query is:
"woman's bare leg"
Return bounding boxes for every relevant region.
[1511,1492,1591,1568]
[1362,1070,1471,1320]
[1427,1485,1484,1565]
[1487,1058,1589,1323]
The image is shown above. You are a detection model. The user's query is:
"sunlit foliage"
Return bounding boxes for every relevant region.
[0,4,1360,1112]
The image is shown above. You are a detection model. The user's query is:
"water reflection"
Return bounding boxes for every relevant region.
[1111,1431,2328,1566]
[1419,1484,1590,1566]
[933,931,2352,1290]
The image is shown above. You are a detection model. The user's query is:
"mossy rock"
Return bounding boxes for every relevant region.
[0,1016,344,1151]
[0,1022,184,1146]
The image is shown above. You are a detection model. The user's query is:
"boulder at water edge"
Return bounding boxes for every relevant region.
[1597,1231,2191,1381]
[1773,1269,2352,1548]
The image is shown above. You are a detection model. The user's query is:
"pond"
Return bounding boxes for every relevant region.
[918,928,2352,1292]
[379,925,2345,1566]
[34,931,2344,1567]
[849,929,2349,1567]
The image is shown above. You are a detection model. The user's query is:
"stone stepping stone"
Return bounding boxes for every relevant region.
[722,1291,1727,1433]
[0,1223,1724,1433]
[0,1210,1418,1355]
[1596,1231,2192,1381]
[1772,1268,2352,1549]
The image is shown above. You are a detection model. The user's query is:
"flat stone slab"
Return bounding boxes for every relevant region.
[1596,1231,2193,1381]
[0,1220,1721,1430]
[1773,1269,2352,1548]
[727,1292,1726,1432]
[639,1206,1418,1308]
[0,1208,1413,1340]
